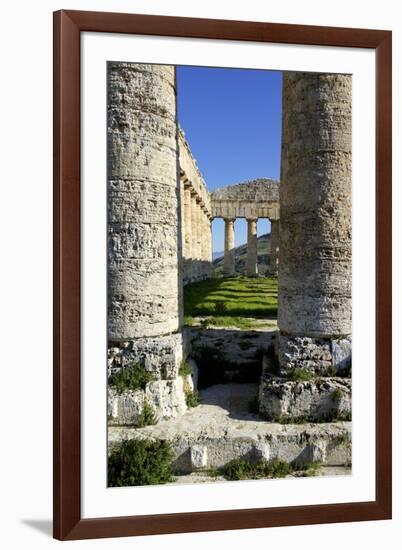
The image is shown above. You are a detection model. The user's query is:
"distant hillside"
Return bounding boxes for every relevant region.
[213,233,272,276]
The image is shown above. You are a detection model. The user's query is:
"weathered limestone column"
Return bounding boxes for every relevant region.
[107,62,184,378]
[191,192,200,280]
[269,219,279,276]
[183,185,192,283]
[246,218,258,276]
[278,72,352,374]
[223,218,236,276]
[207,216,213,278]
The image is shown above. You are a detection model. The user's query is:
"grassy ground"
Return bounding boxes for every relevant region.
[184,276,277,328]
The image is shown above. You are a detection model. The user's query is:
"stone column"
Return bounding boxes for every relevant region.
[278,72,352,374]
[246,218,258,276]
[207,216,213,278]
[269,219,279,276]
[183,185,192,283]
[107,62,183,374]
[223,218,236,276]
[190,193,200,281]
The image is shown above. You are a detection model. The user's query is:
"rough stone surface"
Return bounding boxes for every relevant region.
[108,377,187,425]
[277,335,351,375]
[223,219,235,276]
[109,383,352,473]
[259,376,352,421]
[108,332,187,378]
[211,179,280,220]
[179,129,212,284]
[246,219,258,276]
[278,72,352,342]
[108,62,181,340]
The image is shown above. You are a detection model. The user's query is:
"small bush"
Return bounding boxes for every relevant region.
[185,389,201,408]
[322,365,337,377]
[179,360,192,377]
[136,401,157,428]
[221,458,293,481]
[287,368,314,382]
[108,439,174,487]
[331,387,344,401]
[109,364,156,394]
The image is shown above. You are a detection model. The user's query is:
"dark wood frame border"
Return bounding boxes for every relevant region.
[53,9,392,541]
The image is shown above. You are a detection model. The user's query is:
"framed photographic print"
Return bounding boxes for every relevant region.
[53,10,392,540]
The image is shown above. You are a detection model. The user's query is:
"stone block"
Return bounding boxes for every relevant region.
[108,376,187,426]
[259,376,352,422]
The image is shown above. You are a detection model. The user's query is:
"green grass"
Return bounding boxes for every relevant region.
[195,316,274,330]
[108,439,174,487]
[216,458,322,481]
[108,364,156,394]
[183,277,278,320]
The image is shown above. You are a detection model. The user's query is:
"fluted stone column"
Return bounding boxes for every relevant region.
[278,72,352,374]
[190,192,199,281]
[223,218,236,276]
[207,216,213,278]
[269,219,279,276]
[107,63,183,377]
[246,218,258,277]
[183,185,192,283]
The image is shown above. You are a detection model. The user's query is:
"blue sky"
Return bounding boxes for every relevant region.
[176,66,282,253]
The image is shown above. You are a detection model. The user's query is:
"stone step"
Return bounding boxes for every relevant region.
[109,383,351,474]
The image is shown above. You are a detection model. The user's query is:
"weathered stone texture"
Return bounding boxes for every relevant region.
[278,72,352,339]
[211,178,280,220]
[108,62,181,340]
[108,332,186,378]
[278,335,352,375]
[259,376,352,422]
[246,219,258,276]
[223,219,236,276]
[108,377,188,425]
[179,129,212,284]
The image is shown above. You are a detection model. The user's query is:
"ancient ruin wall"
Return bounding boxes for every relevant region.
[179,129,212,284]
[278,72,352,371]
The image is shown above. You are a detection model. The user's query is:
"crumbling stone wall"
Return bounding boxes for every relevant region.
[278,71,352,371]
[107,62,186,422]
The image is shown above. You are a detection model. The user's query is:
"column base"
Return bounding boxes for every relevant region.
[277,333,352,376]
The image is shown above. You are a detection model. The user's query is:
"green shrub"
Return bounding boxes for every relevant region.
[179,360,192,377]
[136,401,157,428]
[322,365,337,377]
[221,458,293,481]
[108,439,174,487]
[331,387,344,401]
[286,368,314,382]
[185,389,201,408]
[109,364,156,394]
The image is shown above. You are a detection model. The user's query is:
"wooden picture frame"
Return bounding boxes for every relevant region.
[53,9,392,540]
